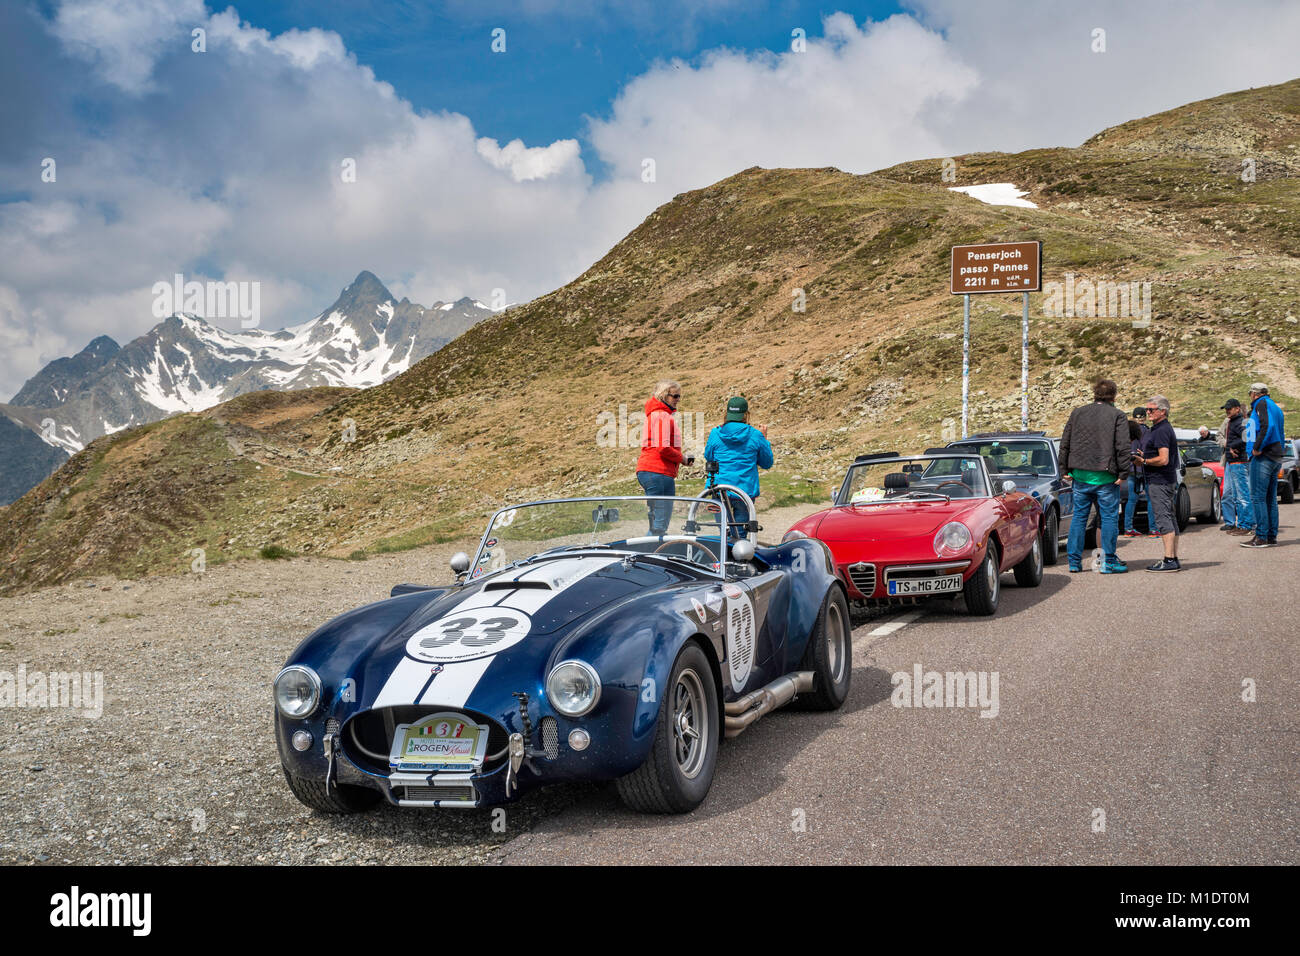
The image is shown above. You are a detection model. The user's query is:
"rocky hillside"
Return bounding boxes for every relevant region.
[2,78,1298,592]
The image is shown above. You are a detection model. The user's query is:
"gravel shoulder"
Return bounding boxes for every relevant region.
[0,498,823,865]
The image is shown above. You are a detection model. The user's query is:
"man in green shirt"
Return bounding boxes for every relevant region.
[1058,379,1132,573]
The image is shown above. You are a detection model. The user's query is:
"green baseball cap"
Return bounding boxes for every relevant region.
[725,396,748,422]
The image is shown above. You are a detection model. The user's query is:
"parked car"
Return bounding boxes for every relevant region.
[274,490,849,814]
[942,431,1071,565]
[1177,439,1224,524]
[1278,442,1298,504]
[784,451,1043,617]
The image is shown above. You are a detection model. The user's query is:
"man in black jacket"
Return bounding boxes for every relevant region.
[1219,398,1253,536]
[1059,379,1131,573]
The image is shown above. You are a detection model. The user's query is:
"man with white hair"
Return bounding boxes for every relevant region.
[1241,382,1285,548]
[1198,425,1210,440]
[1132,395,1181,571]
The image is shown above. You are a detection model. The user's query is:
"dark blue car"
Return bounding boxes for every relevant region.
[274,490,849,814]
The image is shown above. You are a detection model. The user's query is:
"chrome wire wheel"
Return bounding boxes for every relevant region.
[826,599,848,685]
[672,668,709,779]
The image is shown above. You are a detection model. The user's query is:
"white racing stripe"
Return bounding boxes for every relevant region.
[371,555,620,708]
[418,656,496,708]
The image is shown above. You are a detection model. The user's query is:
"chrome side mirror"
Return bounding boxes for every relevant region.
[1001,480,1018,495]
[731,539,755,562]
[449,551,470,576]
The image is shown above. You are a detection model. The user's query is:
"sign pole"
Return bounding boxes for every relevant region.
[1021,291,1029,429]
[962,293,970,438]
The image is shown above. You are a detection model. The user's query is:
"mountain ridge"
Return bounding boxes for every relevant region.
[2,78,1298,590]
[0,272,493,503]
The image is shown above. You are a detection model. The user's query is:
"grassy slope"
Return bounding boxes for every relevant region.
[3,80,1299,591]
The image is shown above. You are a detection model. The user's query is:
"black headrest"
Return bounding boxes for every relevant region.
[883,472,910,490]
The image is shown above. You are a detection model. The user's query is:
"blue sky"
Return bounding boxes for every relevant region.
[232,0,906,163]
[2,0,1299,400]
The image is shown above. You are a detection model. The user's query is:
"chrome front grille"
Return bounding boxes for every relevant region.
[541,717,559,759]
[395,784,477,804]
[847,562,877,597]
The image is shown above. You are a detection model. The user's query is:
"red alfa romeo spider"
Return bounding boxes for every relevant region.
[783,452,1044,616]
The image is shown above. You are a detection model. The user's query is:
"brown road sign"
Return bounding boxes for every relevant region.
[951,241,1042,294]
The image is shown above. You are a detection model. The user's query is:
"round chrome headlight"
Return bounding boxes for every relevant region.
[933,521,972,555]
[782,529,808,543]
[546,660,601,717]
[274,665,321,719]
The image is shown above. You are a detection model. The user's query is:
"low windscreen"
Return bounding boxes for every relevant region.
[472,497,724,578]
[837,456,988,505]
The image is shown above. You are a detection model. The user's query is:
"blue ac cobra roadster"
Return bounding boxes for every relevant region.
[274,487,850,814]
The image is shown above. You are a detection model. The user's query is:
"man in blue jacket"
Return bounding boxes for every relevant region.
[704,396,773,540]
[1242,382,1286,548]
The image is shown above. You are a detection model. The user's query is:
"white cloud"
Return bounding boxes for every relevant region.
[3,1,1299,400]
[476,137,584,182]
[51,0,205,94]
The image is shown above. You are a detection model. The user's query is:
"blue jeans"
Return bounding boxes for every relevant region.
[1123,474,1146,532]
[1067,480,1120,565]
[1249,456,1280,540]
[636,471,675,535]
[1223,462,1253,530]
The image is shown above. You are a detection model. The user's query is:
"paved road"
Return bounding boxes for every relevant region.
[494,521,1298,864]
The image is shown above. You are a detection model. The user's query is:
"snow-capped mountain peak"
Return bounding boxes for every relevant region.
[1,272,493,503]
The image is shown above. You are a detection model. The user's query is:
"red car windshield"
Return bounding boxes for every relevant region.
[836,456,989,505]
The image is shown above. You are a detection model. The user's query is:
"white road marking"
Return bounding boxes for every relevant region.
[856,610,924,648]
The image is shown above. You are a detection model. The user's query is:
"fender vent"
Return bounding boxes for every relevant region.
[541,717,559,759]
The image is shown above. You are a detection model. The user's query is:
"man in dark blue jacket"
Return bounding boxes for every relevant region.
[704,397,773,540]
[1242,383,1286,548]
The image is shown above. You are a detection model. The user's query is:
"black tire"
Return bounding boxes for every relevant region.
[1175,485,1191,531]
[616,643,720,814]
[1013,531,1043,588]
[1206,484,1221,522]
[963,541,1000,616]
[282,766,382,814]
[1041,508,1060,566]
[1282,479,1295,505]
[793,587,852,711]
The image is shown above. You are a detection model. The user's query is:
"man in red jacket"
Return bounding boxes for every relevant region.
[636,380,694,534]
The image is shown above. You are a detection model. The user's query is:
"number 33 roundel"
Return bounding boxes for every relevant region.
[406,608,532,663]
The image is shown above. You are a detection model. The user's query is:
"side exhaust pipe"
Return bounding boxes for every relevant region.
[723,671,814,738]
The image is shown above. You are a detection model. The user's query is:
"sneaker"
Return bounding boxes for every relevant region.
[1146,558,1181,572]
[1068,562,1084,572]
[1227,526,1253,536]
[1240,536,1270,548]
[1267,538,1278,546]
[1147,531,1162,538]
[1123,529,1141,537]
[1218,524,1234,531]
[1100,558,1128,574]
